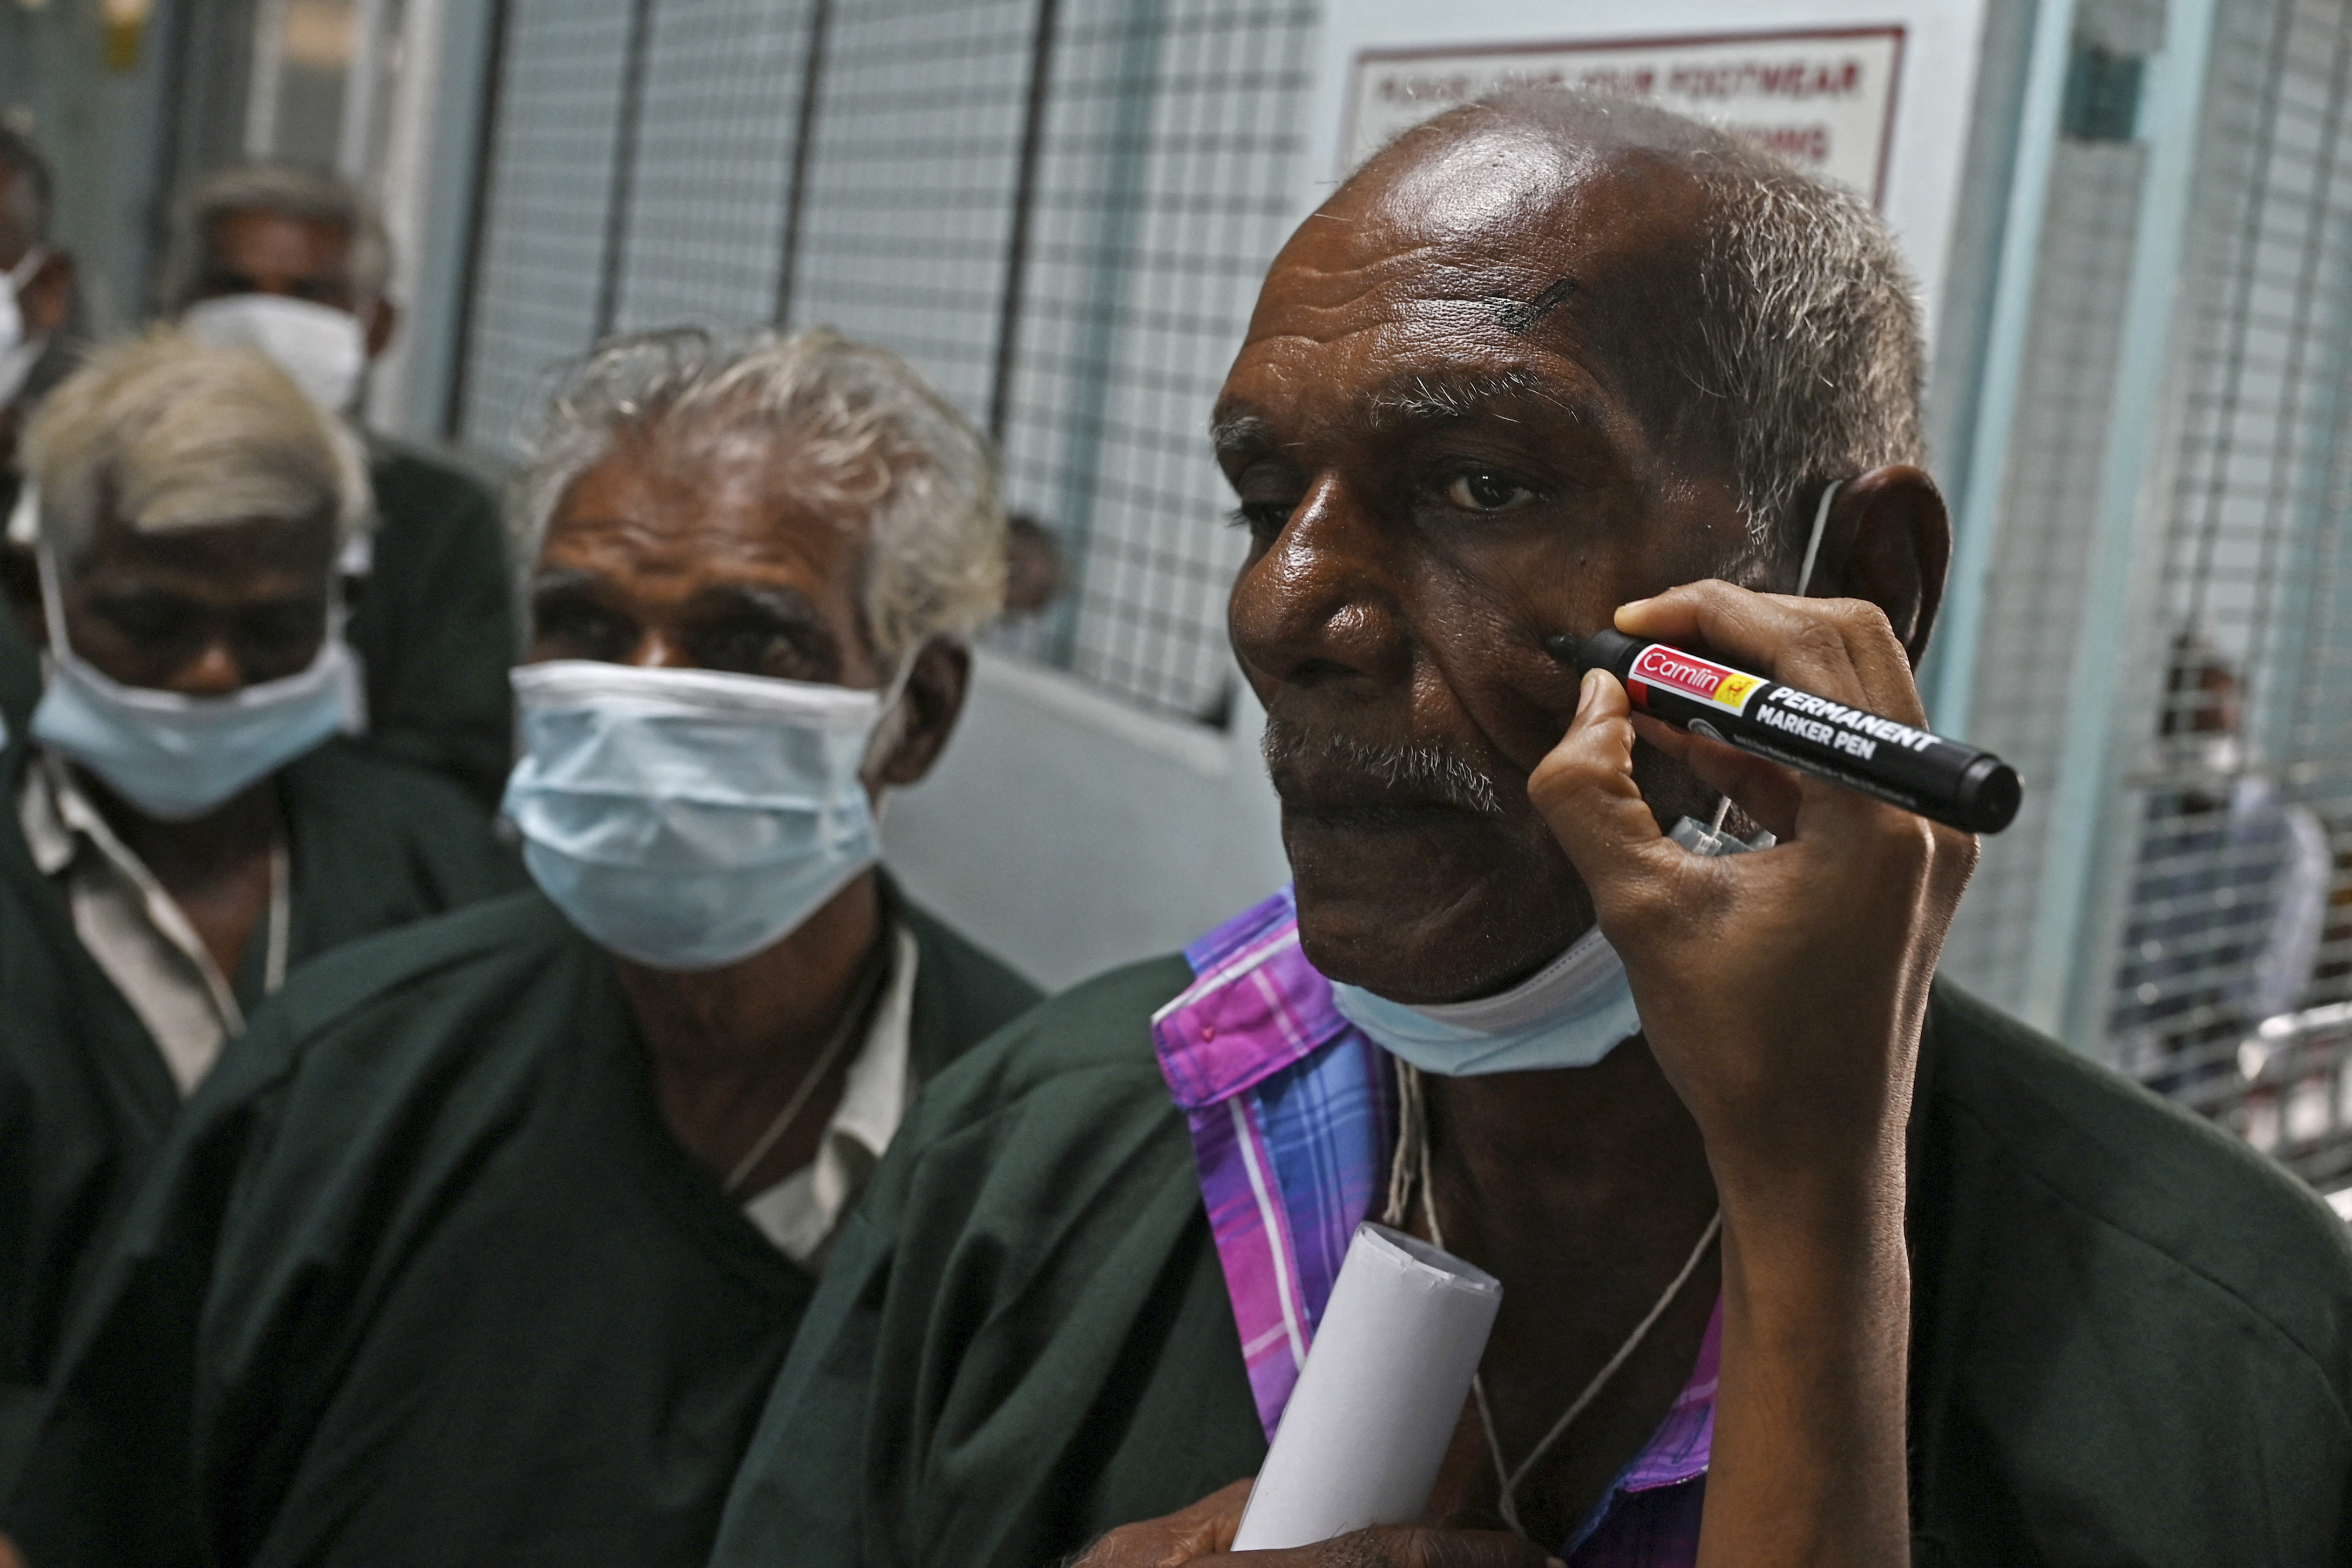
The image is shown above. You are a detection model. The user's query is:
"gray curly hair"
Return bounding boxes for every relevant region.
[1379,90,1924,579]
[510,326,1006,666]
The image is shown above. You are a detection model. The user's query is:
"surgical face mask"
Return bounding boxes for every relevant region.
[1327,819,1764,1076]
[0,247,51,408]
[181,294,367,415]
[26,522,361,820]
[502,659,908,972]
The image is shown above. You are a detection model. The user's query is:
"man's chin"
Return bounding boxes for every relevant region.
[1280,806,1590,1004]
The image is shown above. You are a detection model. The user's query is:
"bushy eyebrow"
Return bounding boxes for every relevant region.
[1208,410,1278,464]
[1210,365,1594,467]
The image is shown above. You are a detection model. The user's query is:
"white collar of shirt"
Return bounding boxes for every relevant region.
[16,750,282,1093]
[741,921,921,1267]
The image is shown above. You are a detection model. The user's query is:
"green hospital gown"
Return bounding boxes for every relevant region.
[351,440,518,805]
[5,883,1040,1568]
[705,961,2352,1568]
[0,735,525,1461]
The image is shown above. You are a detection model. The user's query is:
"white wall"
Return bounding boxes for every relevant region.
[883,649,1289,992]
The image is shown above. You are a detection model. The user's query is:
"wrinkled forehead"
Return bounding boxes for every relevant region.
[1235,125,1714,410]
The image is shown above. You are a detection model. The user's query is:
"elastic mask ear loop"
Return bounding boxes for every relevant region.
[1705,479,1844,841]
[28,495,74,664]
[6,247,47,291]
[859,644,927,825]
[1795,480,1841,599]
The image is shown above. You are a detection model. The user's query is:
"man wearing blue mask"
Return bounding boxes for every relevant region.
[162,164,515,805]
[5,326,1041,1566]
[706,92,2352,1568]
[0,332,521,1440]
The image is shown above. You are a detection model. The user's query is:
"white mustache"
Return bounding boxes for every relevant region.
[1259,714,1506,818]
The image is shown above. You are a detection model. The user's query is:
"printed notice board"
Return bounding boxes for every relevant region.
[1303,0,1989,333]
[1341,29,1907,204]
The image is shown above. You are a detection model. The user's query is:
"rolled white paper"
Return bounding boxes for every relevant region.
[1231,1221,1502,1551]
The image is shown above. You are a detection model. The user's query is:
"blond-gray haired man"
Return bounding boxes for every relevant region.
[7,327,1040,1568]
[0,332,522,1423]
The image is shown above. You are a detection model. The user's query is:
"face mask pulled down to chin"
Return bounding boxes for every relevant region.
[24,507,363,820]
[1327,815,1767,1076]
[501,659,909,973]
[181,294,368,416]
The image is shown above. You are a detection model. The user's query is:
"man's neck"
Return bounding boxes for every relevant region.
[619,869,888,1190]
[76,764,283,982]
[1415,1040,1724,1546]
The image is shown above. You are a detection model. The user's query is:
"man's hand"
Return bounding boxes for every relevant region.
[1533,581,1975,1193]
[1069,1482,1556,1568]
[1528,582,1977,1568]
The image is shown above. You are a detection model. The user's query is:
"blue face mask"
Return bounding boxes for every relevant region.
[1327,817,1766,1076]
[502,659,906,973]
[27,527,360,820]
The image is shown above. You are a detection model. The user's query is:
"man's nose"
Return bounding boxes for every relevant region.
[629,631,699,670]
[168,637,247,697]
[1228,474,1408,690]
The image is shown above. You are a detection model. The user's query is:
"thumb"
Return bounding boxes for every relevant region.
[1527,670,1684,927]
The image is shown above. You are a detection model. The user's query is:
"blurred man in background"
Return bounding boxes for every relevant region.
[6,327,1039,1567]
[165,164,514,803]
[0,334,520,1454]
[0,127,79,736]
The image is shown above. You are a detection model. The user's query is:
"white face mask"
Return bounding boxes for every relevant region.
[0,246,51,408]
[26,518,362,820]
[181,294,368,415]
[501,659,910,972]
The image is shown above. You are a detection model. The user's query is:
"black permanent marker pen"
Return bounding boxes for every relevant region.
[1546,629,2023,834]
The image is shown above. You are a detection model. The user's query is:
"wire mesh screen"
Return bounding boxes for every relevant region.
[987,0,1317,720]
[1937,137,2151,1002]
[447,0,1318,724]
[781,0,1032,416]
[2100,0,2352,1188]
[451,0,633,453]
[611,0,813,332]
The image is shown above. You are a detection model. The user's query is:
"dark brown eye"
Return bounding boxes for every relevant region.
[1446,472,1534,512]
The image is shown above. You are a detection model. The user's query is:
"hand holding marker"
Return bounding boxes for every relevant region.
[1547,628,2022,834]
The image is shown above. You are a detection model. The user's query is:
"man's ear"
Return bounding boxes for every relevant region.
[1805,464,1949,668]
[21,250,73,337]
[870,638,970,790]
[363,297,398,361]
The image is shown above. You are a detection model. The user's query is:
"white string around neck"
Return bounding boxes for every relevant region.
[1383,1058,1720,1542]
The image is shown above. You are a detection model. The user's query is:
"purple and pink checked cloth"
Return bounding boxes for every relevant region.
[1150,887,1714,1566]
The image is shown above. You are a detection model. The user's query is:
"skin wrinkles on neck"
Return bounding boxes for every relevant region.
[1217,125,1781,1542]
[530,432,966,1197]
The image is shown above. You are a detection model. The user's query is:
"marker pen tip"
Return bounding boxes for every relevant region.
[1541,633,1583,664]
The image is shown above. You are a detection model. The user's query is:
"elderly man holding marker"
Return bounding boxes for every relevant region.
[711,91,2352,1567]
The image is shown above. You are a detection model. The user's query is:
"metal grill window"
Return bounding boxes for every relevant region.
[782,0,1032,416]
[451,0,633,452]
[2106,0,2352,1186]
[612,0,814,332]
[1940,138,2151,999]
[988,0,1315,720]
[446,0,1313,725]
